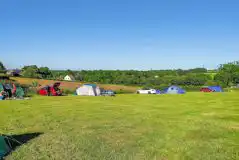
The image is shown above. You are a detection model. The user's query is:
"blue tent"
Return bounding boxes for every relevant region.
[156,90,161,94]
[207,86,223,92]
[164,86,185,94]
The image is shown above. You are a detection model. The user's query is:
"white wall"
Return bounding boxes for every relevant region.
[64,75,72,81]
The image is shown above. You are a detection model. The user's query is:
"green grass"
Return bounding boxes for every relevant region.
[1,93,239,160]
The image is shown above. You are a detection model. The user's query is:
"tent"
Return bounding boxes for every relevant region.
[76,84,101,96]
[0,136,10,158]
[0,135,22,159]
[38,82,62,96]
[156,90,161,94]
[200,86,223,92]
[15,86,25,98]
[0,83,25,99]
[208,86,223,92]
[164,86,185,94]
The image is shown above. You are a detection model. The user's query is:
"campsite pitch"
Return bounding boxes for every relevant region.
[0,93,239,160]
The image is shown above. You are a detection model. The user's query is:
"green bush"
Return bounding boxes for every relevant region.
[182,86,202,92]
[32,80,39,87]
[18,84,36,97]
[62,88,75,95]
[114,89,134,94]
[224,88,239,92]
[205,80,219,86]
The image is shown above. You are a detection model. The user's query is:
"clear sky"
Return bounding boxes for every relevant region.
[1,0,238,70]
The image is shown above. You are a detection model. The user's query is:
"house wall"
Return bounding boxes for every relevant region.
[64,76,72,81]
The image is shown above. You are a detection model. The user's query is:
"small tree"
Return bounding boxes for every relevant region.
[32,80,39,87]
[0,61,6,73]
[215,61,239,86]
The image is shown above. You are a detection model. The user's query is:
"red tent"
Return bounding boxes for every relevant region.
[38,82,62,96]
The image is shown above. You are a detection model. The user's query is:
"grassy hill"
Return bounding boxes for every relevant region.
[10,77,139,92]
[1,93,239,159]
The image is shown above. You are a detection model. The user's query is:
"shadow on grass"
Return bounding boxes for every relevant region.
[2,132,43,158]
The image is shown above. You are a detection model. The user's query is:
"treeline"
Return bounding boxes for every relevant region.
[1,61,239,89]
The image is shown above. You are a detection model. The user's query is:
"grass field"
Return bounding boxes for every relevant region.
[1,93,239,160]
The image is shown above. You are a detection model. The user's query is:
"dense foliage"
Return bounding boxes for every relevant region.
[1,61,239,89]
[0,61,6,73]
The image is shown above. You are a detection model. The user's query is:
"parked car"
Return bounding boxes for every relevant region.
[136,89,157,94]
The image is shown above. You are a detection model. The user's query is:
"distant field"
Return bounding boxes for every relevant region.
[204,72,217,79]
[11,77,139,92]
[1,93,239,160]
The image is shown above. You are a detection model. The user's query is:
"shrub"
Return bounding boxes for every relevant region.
[224,88,239,92]
[32,80,39,87]
[182,86,202,92]
[17,84,37,96]
[62,88,75,95]
[205,80,219,86]
[114,89,134,94]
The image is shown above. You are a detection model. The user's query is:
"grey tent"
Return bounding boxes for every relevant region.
[76,84,101,96]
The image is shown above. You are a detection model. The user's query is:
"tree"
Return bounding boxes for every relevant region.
[22,67,39,78]
[233,72,239,84]
[65,69,75,76]
[21,65,39,78]
[22,65,38,71]
[188,68,207,73]
[75,73,83,81]
[0,61,6,73]
[183,74,210,86]
[215,61,239,86]
[38,67,52,79]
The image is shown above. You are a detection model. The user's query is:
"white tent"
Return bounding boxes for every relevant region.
[76,84,101,96]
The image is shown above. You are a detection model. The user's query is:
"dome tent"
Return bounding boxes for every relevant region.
[164,86,185,94]
[207,86,223,92]
[156,90,161,94]
[200,86,223,92]
[76,84,101,96]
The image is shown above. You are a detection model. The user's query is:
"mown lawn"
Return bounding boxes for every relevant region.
[0,93,239,160]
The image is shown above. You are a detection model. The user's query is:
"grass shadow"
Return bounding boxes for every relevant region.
[2,132,43,159]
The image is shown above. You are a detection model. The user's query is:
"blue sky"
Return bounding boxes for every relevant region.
[1,0,238,70]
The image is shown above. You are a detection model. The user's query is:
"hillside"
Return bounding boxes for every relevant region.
[10,77,139,92]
